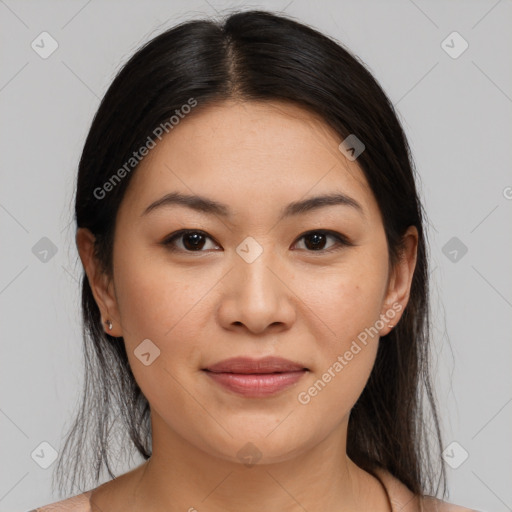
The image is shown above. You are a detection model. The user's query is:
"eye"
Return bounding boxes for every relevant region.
[292,230,352,252]
[162,229,352,254]
[162,230,221,252]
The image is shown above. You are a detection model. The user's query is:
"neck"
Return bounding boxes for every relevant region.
[125,411,389,512]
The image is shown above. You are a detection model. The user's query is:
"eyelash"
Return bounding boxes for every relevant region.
[161,229,353,254]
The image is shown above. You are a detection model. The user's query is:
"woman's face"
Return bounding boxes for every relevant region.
[79,99,417,464]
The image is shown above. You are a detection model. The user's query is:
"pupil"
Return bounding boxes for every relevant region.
[184,233,204,250]
[305,233,325,250]
[181,233,328,251]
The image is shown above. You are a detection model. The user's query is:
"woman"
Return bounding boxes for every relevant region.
[31,9,478,512]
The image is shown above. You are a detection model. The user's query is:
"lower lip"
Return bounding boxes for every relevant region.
[204,370,307,397]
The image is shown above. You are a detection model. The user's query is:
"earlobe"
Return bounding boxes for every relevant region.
[380,226,418,336]
[76,228,122,337]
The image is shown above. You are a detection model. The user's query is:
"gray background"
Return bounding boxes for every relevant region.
[1,0,511,511]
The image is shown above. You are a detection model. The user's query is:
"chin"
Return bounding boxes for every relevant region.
[196,423,319,467]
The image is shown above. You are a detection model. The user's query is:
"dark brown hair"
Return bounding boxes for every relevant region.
[54,9,446,500]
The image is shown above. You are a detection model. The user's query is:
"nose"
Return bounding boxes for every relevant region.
[216,250,296,335]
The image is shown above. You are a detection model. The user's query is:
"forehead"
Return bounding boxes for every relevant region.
[118,100,379,224]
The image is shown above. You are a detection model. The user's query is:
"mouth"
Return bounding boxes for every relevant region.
[202,356,309,398]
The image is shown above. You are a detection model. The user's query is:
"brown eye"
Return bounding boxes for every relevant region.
[163,230,220,252]
[293,230,352,252]
[182,232,206,250]
[163,229,351,254]
[304,232,328,250]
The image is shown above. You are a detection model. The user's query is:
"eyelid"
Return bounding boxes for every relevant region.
[162,229,353,253]
[162,229,221,251]
[292,229,354,252]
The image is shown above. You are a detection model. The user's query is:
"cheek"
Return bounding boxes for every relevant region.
[292,247,389,415]
[112,251,211,422]
[112,247,211,368]
[301,249,389,349]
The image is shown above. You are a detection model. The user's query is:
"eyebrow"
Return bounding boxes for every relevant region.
[141,191,364,220]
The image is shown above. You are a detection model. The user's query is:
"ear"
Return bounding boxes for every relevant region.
[379,225,418,336]
[76,227,123,337]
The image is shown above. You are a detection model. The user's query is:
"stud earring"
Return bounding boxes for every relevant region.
[105,319,113,331]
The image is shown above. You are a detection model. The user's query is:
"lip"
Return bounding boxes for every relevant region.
[203,356,308,398]
[204,356,307,374]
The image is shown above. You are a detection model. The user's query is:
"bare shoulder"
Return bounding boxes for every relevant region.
[421,496,482,512]
[373,467,481,512]
[30,463,146,512]
[29,490,93,512]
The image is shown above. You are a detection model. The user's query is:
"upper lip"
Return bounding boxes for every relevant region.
[203,356,308,374]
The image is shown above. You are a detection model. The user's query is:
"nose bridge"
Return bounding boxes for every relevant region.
[233,240,280,303]
[218,236,295,333]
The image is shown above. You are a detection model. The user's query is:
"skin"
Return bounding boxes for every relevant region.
[77,99,418,512]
